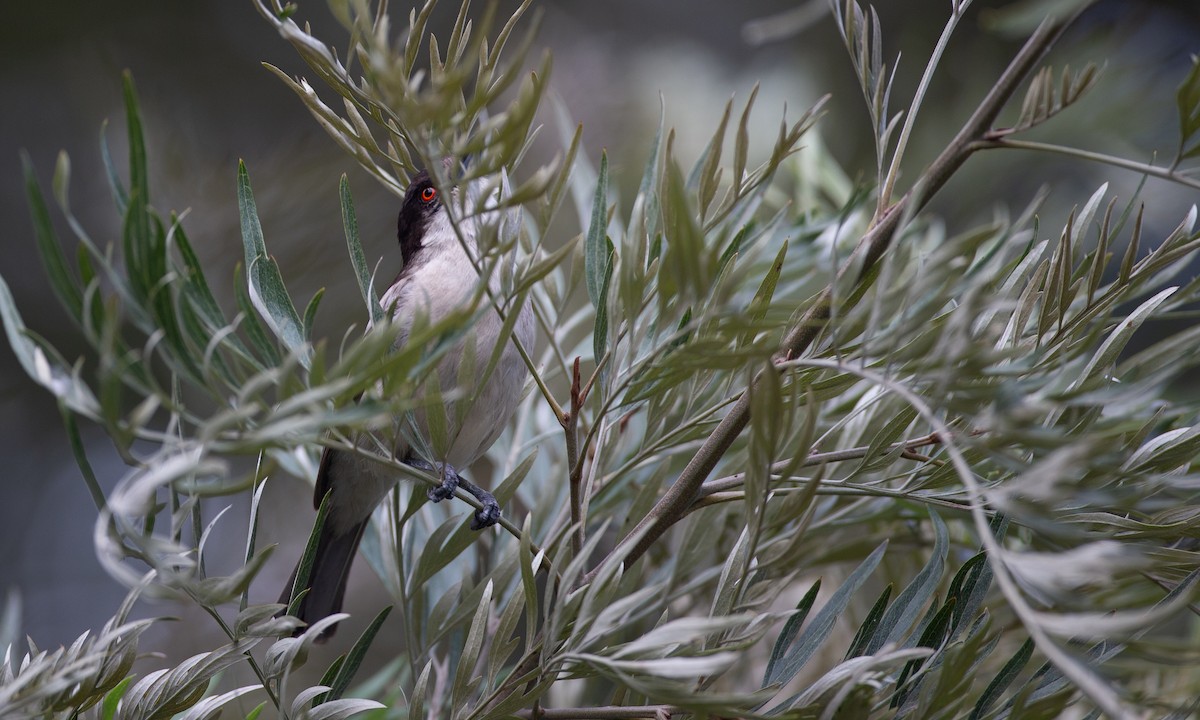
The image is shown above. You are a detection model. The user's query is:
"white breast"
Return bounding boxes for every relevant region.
[378,215,533,469]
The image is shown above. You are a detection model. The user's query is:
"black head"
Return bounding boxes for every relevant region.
[396,170,445,265]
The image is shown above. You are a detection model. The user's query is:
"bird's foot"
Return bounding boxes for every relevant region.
[458,476,502,530]
[407,459,502,530]
[407,458,459,502]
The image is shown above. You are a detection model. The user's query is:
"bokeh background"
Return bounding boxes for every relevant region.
[1,0,1197,687]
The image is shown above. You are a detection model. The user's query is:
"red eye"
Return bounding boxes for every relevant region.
[420,186,437,203]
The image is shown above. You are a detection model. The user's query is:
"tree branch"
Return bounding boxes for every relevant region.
[593,11,1086,582]
[516,706,678,720]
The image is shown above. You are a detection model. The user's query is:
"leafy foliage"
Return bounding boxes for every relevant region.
[4,1,1200,719]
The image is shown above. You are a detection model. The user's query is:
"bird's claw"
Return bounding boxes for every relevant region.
[407,459,502,530]
[466,485,502,530]
[407,459,459,502]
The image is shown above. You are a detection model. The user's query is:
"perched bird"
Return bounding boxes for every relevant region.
[280,168,533,639]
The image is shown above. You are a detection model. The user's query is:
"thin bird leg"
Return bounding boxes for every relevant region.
[405,458,502,530]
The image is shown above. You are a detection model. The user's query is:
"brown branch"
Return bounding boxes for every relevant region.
[591,12,1085,583]
[562,356,586,558]
[971,137,1200,192]
[516,706,678,719]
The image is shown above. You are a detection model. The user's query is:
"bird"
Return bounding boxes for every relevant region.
[279,167,534,639]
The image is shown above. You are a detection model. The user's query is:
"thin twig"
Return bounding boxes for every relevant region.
[562,356,585,559]
[972,137,1200,192]
[515,705,679,719]
[691,483,973,514]
[698,431,947,496]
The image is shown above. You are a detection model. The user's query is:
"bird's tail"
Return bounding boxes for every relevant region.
[279,461,369,642]
[279,517,367,642]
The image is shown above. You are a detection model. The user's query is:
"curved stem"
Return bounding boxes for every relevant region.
[973,137,1200,192]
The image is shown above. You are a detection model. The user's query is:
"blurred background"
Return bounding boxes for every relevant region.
[1,0,1197,688]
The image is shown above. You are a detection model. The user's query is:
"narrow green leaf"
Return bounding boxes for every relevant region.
[173,220,225,330]
[768,578,816,686]
[234,262,282,367]
[649,231,662,266]
[1072,286,1177,391]
[193,545,277,606]
[717,221,753,277]
[327,605,393,701]
[845,584,893,660]
[892,596,957,707]
[450,580,493,709]
[123,71,149,210]
[489,584,527,683]
[515,234,579,295]
[711,528,754,619]
[152,222,204,383]
[408,661,433,720]
[593,238,614,365]
[518,516,541,654]
[99,120,128,214]
[101,676,135,720]
[585,150,610,307]
[241,473,269,611]
[733,85,759,193]
[640,99,665,242]
[852,405,918,475]
[766,541,888,688]
[175,221,259,377]
[0,274,99,417]
[319,656,346,695]
[288,490,334,616]
[304,287,325,341]
[444,0,473,67]
[481,291,530,393]
[1118,204,1143,284]
[411,513,473,588]
[739,239,788,347]
[1175,55,1200,159]
[237,160,309,367]
[969,638,1034,720]
[871,510,948,653]
[661,160,705,303]
[22,153,82,322]
[403,0,438,75]
[61,403,105,512]
[121,78,153,304]
[688,97,731,194]
[946,551,988,632]
[340,175,383,325]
